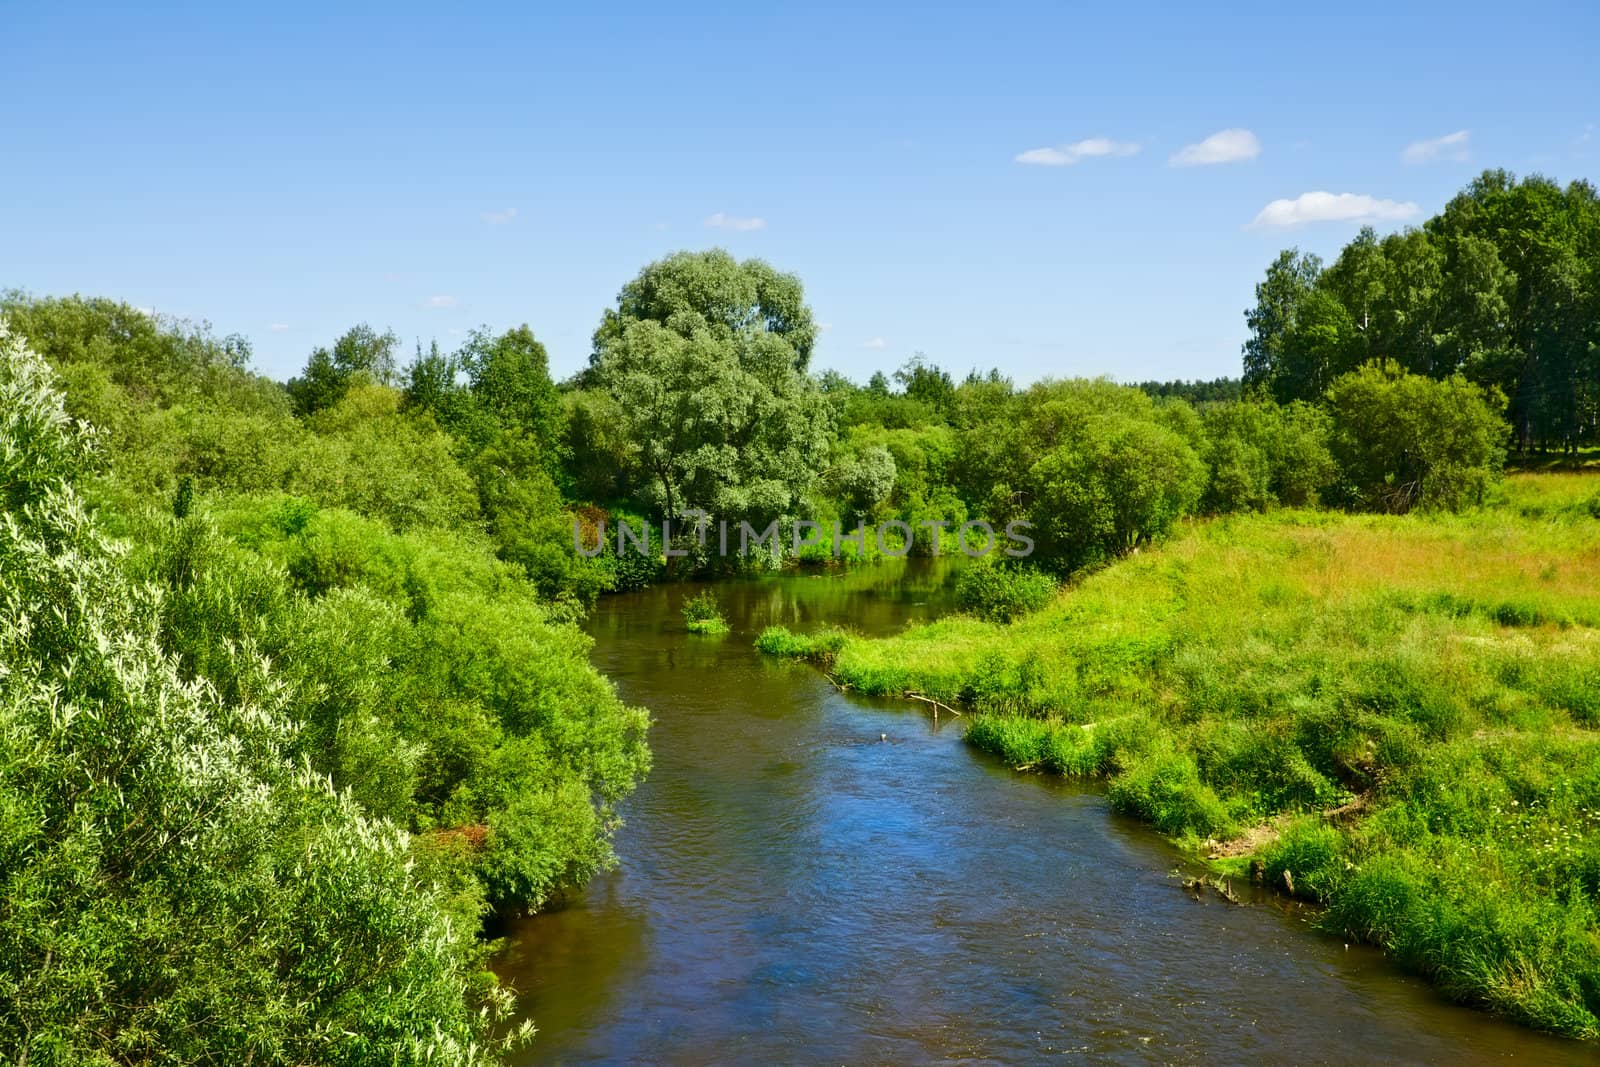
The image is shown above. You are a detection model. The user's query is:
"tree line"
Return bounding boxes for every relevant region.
[1243,169,1600,455]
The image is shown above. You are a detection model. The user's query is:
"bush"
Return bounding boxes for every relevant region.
[955,562,1057,622]
[682,590,730,634]
[0,325,518,1061]
[1199,399,1335,512]
[1108,744,1236,838]
[1023,389,1207,571]
[1324,363,1507,513]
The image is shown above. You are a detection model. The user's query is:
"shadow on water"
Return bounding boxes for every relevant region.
[496,558,1590,1065]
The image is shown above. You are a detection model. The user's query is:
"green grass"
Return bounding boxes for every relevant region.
[753,623,850,660]
[758,470,1600,1038]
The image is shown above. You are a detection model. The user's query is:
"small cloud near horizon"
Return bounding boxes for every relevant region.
[863,337,888,350]
[481,207,519,225]
[1402,130,1470,165]
[1015,137,1140,166]
[705,212,766,231]
[1170,128,1261,166]
[424,295,460,309]
[1250,191,1420,229]
[269,323,291,332]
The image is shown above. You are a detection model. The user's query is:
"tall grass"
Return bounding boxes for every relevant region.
[762,471,1600,1037]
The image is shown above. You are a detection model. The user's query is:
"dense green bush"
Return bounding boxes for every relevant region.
[681,590,730,634]
[0,326,520,1062]
[1199,399,1335,512]
[138,495,652,911]
[753,624,850,661]
[1324,363,1508,512]
[955,561,1057,622]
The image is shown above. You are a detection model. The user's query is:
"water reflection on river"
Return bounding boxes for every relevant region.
[497,560,1584,1065]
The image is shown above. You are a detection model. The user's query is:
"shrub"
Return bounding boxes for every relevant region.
[0,325,518,1061]
[1324,363,1507,513]
[682,590,730,634]
[955,562,1057,622]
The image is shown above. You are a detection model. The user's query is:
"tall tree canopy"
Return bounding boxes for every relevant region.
[287,323,401,415]
[585,250,832,528]
[1242,170,1599,454]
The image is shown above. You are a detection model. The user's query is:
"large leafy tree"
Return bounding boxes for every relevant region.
[588,250,832,528]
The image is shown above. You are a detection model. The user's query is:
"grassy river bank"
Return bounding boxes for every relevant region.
[758,471,1600,1038]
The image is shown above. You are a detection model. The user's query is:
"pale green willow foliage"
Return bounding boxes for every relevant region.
[0,325,526,1064]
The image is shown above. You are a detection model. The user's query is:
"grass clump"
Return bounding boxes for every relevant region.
[753,624,849,660]
[767,472,1600,1038]
[682,590,730,634]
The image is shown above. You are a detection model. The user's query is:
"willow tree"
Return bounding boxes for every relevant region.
[588,250,832,531]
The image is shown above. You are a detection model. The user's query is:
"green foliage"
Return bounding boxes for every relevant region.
[1136,377,1243,404]
[753,624,850,661]
[681,591,729,634]
[145,494,652,910]
[1324,363,1508,512]
[0,325,519,1063]
[1199,399,1336,512]
[287,323,400,415]
[836,444,897,521]
[1243,172,1600,454]
[955,561,1057,623]
[1021,383,1207,570]
[587,250,833,529]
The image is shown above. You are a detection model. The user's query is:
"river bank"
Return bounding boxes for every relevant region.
[499,558,1592,1063]
[756,473,1600,1039]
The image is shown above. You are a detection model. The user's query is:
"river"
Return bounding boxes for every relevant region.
[496,560,1587,1064]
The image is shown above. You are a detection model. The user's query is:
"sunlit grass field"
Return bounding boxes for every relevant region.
[759,471,1600,1036]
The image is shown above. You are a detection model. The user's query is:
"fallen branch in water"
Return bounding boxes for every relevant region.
[905,691,961,717]
[824,673,852,692]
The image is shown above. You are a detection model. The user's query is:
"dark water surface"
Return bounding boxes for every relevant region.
[498,561,1587,1065]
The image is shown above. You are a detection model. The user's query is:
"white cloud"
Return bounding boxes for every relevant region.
[481,207,519,225]
[705,212,766,231]
[817,322,833,333]
[269,323,291,332]
[1170,128,1261,166]
[424,295,459,309]
[1014,137,1140,166]
[1402,130,1470,165]
[133,306,155,317]
[1250,192,1421,229]
[863,337,888,350]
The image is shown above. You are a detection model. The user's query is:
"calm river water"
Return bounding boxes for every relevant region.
[497,561,1587,1065]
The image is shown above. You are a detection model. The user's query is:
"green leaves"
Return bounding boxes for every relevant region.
[1244,171,1600,454]
[0,328,510,1063]
[1325,363,1508,512]
[589,251,832,529]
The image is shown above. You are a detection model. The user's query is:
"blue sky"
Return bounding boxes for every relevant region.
[4,2,1597,385]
